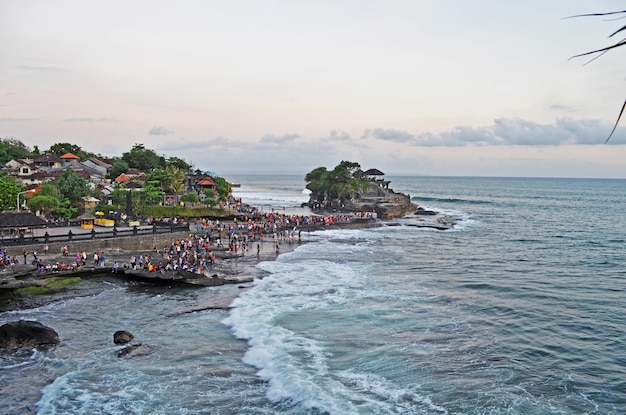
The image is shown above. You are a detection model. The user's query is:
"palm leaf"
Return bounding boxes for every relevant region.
[605,100,626,144]
[570,38,626,59]
[567,10,626,142]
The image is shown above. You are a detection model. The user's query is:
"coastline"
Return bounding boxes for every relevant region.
[0,203,455,313]
[0,213,379,313]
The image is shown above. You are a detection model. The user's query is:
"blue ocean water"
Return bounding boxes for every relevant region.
[1,175,625,414]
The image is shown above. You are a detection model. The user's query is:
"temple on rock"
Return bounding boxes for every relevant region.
[305,163,416,219]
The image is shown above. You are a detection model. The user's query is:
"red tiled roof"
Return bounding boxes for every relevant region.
[198,178,214,186]
[115,173,130,183]
[60,152,80,159]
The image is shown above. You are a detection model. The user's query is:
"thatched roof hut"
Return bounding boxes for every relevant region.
[364,168,385,176]
[0,212,47,229]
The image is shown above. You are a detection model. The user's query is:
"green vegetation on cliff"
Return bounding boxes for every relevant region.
[305,161,373,209]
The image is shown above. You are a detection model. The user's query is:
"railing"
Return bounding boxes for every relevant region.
[0,224,190,247]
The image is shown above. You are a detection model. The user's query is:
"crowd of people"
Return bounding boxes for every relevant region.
[1,210,375,278]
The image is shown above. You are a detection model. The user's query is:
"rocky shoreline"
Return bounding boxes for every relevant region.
[0,208,456,314]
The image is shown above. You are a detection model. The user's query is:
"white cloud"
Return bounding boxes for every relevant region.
[361,118,623,147]
[148,126,174,135]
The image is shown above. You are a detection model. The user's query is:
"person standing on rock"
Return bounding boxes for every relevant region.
[23,249,27,264]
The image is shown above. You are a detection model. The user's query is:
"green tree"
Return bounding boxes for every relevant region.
[304,161,371,208]
[213,177,230,202]
[110,188,127,207]
[27,195,60,216]
[167,156,191,172]
[166,166,186,195]
[109,159,129,179]
[180,192,200,203]
[55,199,77,220]
[145,168,173,193]
[0,137,31,165]
[0,175,24,211]
[54,169,89,207]
[47,142,90,159]
[38,182,63,200]
[203,193,218,207]
[305,167,329,194]
[143,180,164,206]
[121,144,166,172]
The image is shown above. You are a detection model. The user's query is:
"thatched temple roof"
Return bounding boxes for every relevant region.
[0,212,47,228]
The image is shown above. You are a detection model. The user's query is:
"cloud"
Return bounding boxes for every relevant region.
[555,117,616,145]
[16,64,66,72]
[148,126,174,135]
[157,136,240,151]
[362,128,414,143]
[361,117,621,147]
[259,133,299,146]
[326,129,352,141]
[63,117,116,123]
[0,117,38,122]
[424,126,498,147]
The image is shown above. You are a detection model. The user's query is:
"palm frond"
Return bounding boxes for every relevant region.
[565,10,626,19]
[608,24,626,38]
[605,100,626,144]
[568,10,626,142]
[570,37,626,59]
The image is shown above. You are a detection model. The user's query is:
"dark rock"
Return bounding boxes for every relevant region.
[116,343,154,358]
[414,207,437,215]
[113,330,134,345]
[0,320,59,349]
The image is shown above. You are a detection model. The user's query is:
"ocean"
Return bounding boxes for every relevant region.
[1,175,625,414]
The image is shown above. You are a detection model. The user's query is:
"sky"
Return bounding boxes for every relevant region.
[1,0,625,178]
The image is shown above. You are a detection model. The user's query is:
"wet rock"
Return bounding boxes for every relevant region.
[116,343,154,358]
[113,330,134,345]
[414,207,437,215]
[0,320,59,349]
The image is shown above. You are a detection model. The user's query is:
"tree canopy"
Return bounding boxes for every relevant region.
[54,169,89,207]
[121,144,166,172]
[28,195,60,216]
[305,161,371,208]
[47,142,91,159]
[0,175,24,211]
[0,137,31,165]
[109,159,129,179]
[167,156,191,172]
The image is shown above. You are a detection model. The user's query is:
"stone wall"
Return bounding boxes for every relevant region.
[13,231,191,257]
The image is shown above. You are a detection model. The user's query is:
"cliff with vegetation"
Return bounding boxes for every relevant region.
[304,161,416,219]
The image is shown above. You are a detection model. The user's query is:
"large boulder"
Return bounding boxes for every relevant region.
[0,320,59,349]
[113,330,134,345]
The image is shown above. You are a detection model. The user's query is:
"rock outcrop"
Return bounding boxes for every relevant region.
[113,330,134,345]
[113,330,154,358]
[0,320,59,349]
[335,184,416,219]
